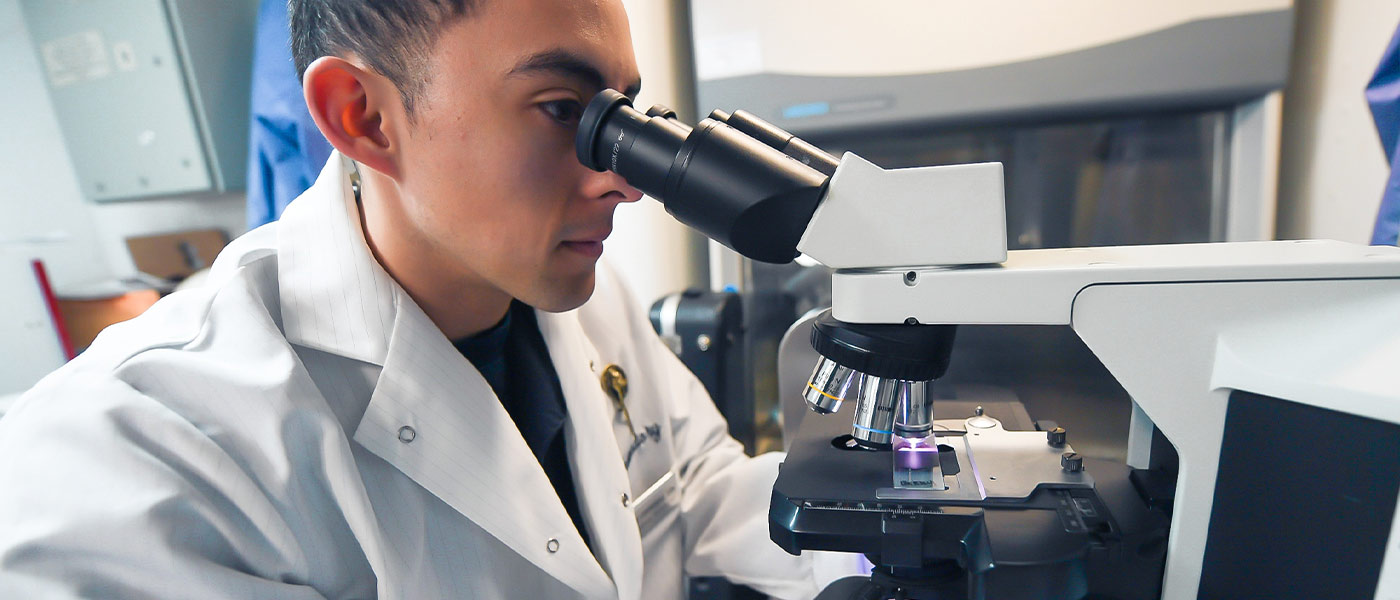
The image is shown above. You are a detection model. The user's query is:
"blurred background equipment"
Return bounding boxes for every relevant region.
[0,249,69,414]
[19,0,259,202]
[244,0,334,229]
[1368,22,1400,246]
[648,289,751,451]
[124,228,227,284]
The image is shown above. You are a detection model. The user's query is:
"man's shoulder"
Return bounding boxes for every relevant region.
[13,225,305,419]
[3,224,356,463]
[84,225,287,375]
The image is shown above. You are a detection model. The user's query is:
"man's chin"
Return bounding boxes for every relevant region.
[522,271,596,313]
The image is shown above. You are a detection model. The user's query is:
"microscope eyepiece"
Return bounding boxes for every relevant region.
[575,89,831,264]
[576,89,691,196]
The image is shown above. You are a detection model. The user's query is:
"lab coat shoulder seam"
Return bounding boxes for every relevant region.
[106,255,286,375]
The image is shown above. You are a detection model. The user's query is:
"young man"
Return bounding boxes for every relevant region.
[0,0,822,597]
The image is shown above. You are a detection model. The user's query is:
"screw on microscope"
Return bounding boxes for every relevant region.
[1047,427,1067,447]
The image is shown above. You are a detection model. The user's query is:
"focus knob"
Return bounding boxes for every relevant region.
[1061,452,1083,473]
[1047,427,1067,448]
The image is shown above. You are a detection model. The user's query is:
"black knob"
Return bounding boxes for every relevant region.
[1047,427,1067,448]
[1061,452,1083,473]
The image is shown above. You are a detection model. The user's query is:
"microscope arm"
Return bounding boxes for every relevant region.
[828,240,1400,325]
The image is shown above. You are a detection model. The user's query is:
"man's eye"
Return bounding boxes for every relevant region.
[540,99,583,125]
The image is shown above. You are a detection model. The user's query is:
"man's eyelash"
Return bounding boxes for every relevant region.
[542,100,583,123]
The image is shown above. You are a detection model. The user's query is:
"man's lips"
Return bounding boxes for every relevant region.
[561,240,605,258]
[561,229,611,258]
[563,229,612,244]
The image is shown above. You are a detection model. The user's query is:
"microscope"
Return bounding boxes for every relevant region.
[576,90,1400,600]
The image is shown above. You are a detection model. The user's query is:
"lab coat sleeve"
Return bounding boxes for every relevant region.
[0,373,333,599]
[595,265,820,599]
[664,364,820,600]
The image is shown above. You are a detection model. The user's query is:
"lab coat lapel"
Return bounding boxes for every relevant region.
[352,289,616,598]
[277,153,615,597]
[536,309,645,600]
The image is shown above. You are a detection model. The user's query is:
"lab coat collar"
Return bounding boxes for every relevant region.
[280,153,641,598]
[277,152,397,366]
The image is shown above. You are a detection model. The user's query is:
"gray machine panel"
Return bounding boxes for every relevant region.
[21,0,257,201]
[695,10,1293,137]
[165,0,258,192]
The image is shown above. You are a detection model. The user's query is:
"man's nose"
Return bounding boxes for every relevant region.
[614,172,643,204]
[585,168,644,204]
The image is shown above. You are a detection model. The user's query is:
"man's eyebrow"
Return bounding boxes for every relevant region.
[507,49,642,97]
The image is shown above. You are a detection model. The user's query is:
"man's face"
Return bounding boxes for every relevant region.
[391,0,643,312]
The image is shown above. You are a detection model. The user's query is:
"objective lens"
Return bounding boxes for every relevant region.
[851,377,931,448]
[893,380,931,437]
[803,357,862,414]
[851,376,900,448]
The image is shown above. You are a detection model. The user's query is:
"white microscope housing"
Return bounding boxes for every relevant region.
[575,88,1400,599]
[796,149,1400,600]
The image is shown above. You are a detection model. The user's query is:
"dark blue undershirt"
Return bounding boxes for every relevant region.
[452,301,591,551]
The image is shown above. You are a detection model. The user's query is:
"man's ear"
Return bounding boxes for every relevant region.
[302,56,402,180]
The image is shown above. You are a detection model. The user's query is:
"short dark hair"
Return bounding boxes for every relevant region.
[289,0,481,115]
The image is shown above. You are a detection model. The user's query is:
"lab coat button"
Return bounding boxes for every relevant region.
[397,426,416,443]
[546,538,560,553]
[621,493,631,507]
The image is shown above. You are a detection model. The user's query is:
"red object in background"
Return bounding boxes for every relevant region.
[31,259,75,360]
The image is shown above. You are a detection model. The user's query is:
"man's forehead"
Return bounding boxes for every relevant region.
[460,0,640,91]
[507,48,642,97]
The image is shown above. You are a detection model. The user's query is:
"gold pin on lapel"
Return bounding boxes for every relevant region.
[600,364,638,440]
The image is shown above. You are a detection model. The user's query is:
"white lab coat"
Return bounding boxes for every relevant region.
[0,155,820,599]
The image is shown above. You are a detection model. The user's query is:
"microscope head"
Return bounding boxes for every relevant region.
[575,89,977,448]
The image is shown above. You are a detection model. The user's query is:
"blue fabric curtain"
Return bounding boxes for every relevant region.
[1368,21,1400,245]
[245,0,333,230]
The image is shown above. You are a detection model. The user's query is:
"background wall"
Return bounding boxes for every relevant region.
[1,0,703,307]
[0,0,246,294]
[605,0,710,309]
[1277,0,1400,242]
[5,0,1397,297]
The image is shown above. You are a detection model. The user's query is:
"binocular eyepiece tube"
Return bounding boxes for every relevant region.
[707,109,841,176]
[575,89,831,264]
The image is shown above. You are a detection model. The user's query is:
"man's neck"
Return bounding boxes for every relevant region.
[356,168,511,339]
